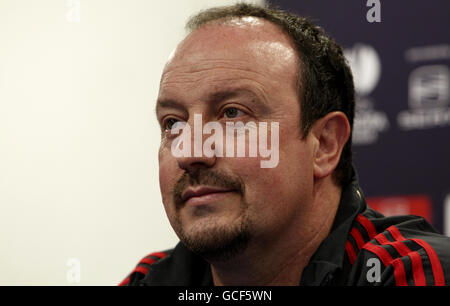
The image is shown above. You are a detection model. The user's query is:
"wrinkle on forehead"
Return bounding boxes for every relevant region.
[159,65,272,105]
[161,59,268,83]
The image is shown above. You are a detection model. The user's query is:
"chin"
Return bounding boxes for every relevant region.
[176,214,251,262]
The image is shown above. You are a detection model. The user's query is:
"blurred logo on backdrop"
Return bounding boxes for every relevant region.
[398,44,450,130]
[398,65,450,130]
[345,43,389,145]
[366,194,433,224]
[409,65,449,109]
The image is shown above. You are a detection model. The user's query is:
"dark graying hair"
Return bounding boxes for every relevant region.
[186,3,355,186]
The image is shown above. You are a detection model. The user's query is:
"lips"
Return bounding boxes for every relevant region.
[181,186,235,205]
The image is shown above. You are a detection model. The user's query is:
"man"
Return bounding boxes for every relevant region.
[120,3,450,286]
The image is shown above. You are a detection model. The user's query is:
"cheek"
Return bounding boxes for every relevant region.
[226,155,284,208]
[229,159,293,232]
[158,167,171,204]
[228,137,313,225]
[158,147,177,206]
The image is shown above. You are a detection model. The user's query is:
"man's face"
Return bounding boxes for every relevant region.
[156,18,316,260]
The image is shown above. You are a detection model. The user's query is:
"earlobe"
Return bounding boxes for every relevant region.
[312,112,350,179]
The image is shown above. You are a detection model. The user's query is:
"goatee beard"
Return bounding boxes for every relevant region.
[172,168,250,262]
[177,213,251,262]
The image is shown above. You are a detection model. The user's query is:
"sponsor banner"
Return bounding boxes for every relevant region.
[272,0,449,234]
[344,43,389,145]
[366,195,433,223]
[397,63,450,130]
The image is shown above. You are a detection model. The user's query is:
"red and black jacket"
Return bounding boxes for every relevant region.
[119,171,450,286]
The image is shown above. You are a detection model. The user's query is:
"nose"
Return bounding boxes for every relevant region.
[175,114,217,174]
[177,154,216,174]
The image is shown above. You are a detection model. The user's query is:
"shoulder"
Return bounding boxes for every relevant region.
[345,209,450,286]
[118,250,173,286]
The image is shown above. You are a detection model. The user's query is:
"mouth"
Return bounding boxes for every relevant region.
[181,186,236,207]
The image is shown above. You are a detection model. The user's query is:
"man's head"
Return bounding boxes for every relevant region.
[156,3,354,262]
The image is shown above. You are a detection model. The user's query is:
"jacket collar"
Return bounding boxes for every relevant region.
[138,242,211,285]
[300,167,367,285]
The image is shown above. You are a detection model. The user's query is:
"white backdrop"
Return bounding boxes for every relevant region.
[0,0,263,285]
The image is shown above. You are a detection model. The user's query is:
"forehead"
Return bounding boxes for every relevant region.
[158,17,299,105]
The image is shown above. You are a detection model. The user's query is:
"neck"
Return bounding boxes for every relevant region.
[209,177,341,286]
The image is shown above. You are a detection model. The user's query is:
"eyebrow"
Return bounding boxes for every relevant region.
[206,87,270,114]
[155,98,186,115]
[205,90,245,109]
[155,87,269,116]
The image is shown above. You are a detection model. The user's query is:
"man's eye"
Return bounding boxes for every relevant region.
[223,107,244,119]
[164,118,179,131]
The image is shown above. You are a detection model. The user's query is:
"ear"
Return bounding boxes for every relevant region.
[310,111,351,180]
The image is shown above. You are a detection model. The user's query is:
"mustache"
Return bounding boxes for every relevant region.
[173,169,244,208]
